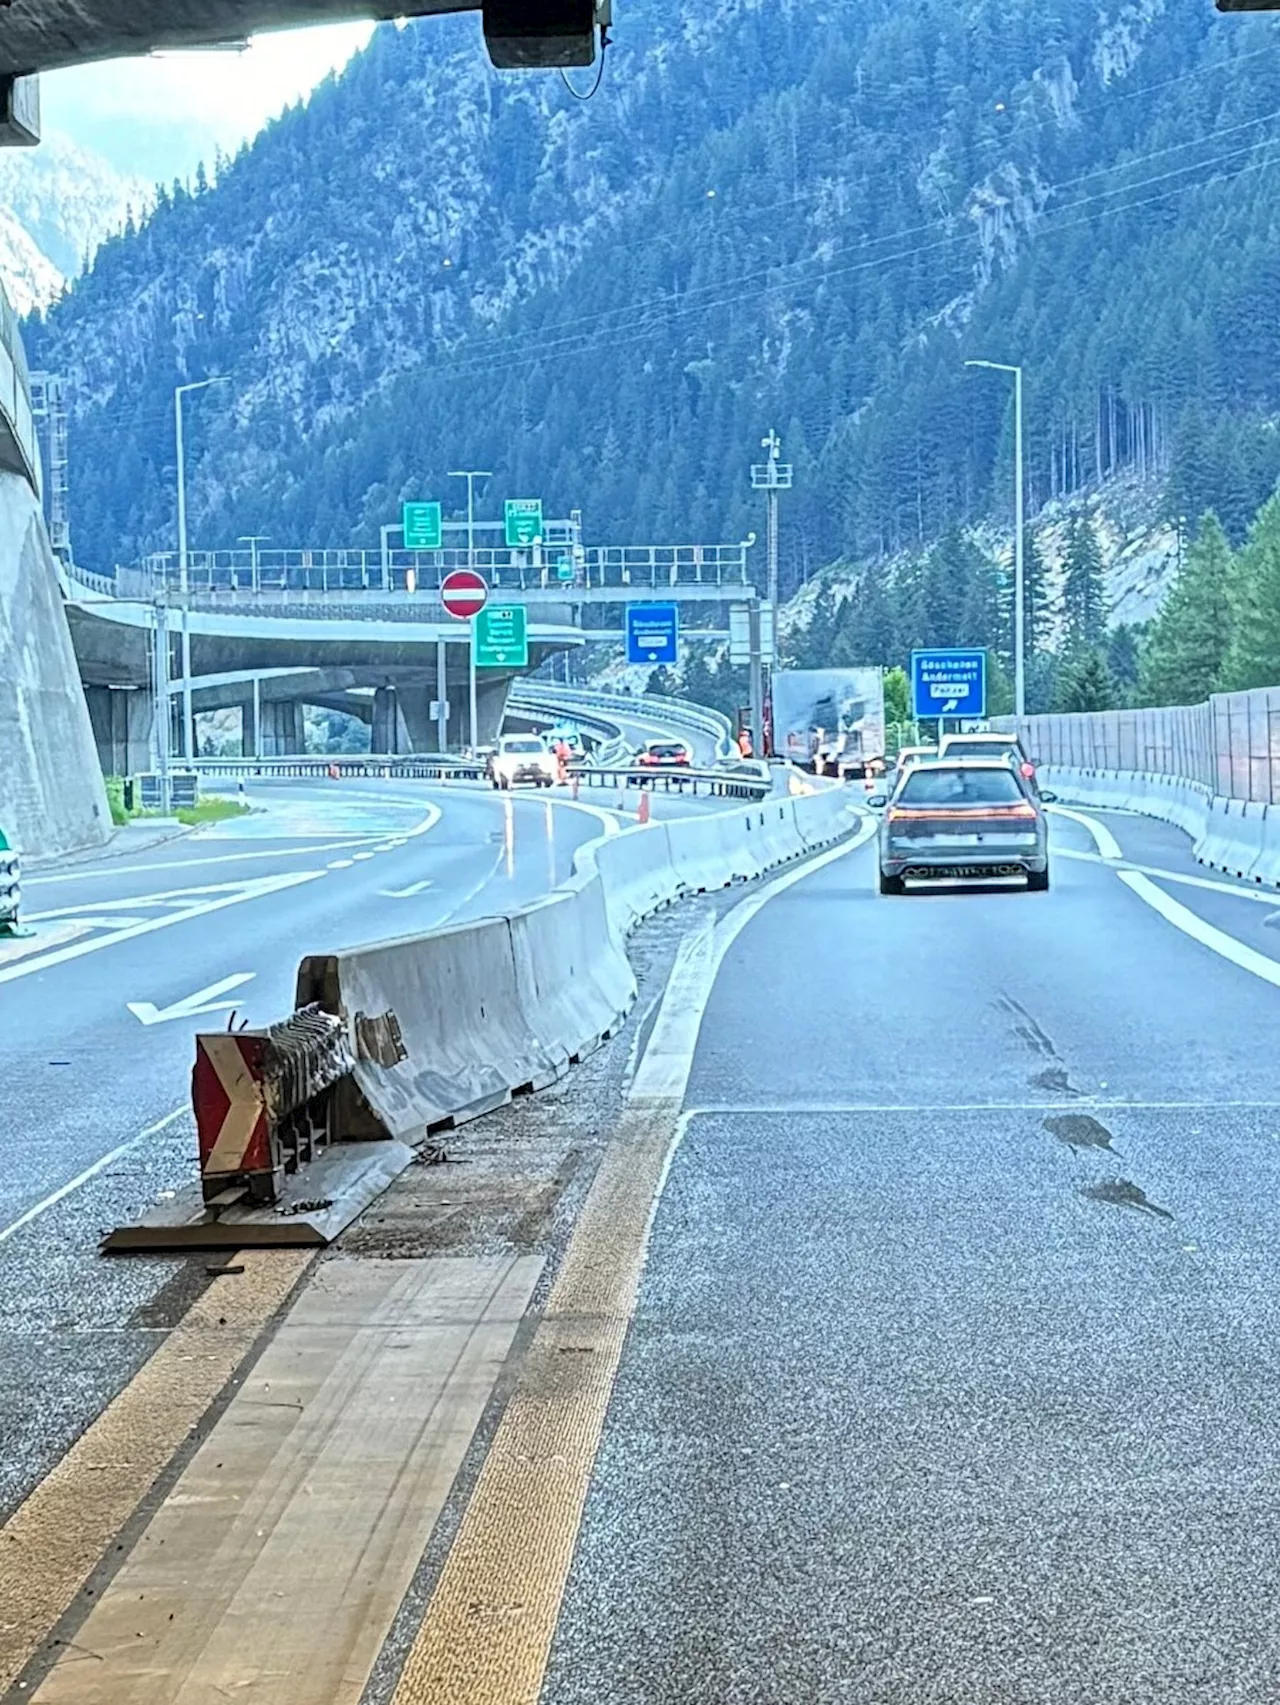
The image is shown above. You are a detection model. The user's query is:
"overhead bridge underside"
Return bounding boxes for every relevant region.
[0,0,600,86]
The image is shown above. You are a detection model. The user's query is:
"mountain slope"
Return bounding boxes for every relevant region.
[26,1,1280,581]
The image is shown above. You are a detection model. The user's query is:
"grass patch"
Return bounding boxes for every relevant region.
[104,775,130,827]
[175,797,252,827]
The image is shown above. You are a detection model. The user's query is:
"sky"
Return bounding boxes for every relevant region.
[39,21,375,183]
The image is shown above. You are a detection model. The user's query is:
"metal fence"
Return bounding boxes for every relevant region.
[119,541,752,600]
[1017,690,1280,803]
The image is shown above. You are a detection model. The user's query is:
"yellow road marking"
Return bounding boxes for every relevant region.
[0,1250,311,1695]
[390,1102,677,1705]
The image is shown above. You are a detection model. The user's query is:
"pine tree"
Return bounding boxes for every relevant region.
[1060,516,1106,651]
[1054,646,1115,713]
[1138,512,1233,705]
[1223,495,1280,691]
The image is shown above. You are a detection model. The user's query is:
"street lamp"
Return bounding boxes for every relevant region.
[448,470,492,753]
[174,376,229,760]
[965,359,1025,719]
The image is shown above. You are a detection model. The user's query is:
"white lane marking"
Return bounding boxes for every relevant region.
[381,880,434,899]
[25,839,382,884]
[1118,869,1280,988]
[25,802,443,888]
[352,852,376,862]
[29,877,303,922]
[0,1106,186,1250]
[547,797,623,837]
[683,1100,1280,1114]
[629,813,877,1104]
[0,870,323,988]
[1049,803,1280,988]
[328,859,355,870]
[1047,804,1122,860]
[127,972,256,1027]
[1057,846,1280,905]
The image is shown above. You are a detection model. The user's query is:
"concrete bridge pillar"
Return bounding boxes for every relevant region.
[260,699,305,756]
[371,685,409,755]
[84,684,154,777]
[240,694,257,758]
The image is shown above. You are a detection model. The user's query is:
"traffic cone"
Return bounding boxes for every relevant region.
[638,790,651,825]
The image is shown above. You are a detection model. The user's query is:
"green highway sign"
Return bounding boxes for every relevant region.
[504,498,543,548]
[474,603,529,668]
[402,500,442,550]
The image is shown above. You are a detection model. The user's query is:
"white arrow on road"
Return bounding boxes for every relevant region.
[127,972,256,1027]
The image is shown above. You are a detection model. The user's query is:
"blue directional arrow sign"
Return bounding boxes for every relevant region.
[910,648,987,720]
[626,602,679,666]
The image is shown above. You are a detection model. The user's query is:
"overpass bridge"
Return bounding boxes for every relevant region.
[67,538,759,774]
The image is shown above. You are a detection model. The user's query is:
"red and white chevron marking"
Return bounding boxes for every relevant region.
[194,1032,271,1182]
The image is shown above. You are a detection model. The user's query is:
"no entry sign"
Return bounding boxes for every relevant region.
[440,569,489,620]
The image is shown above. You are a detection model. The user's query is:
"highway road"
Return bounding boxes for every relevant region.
[534,799,1280,1705]
[0,775,637,1517]
[13,789,1280,1704]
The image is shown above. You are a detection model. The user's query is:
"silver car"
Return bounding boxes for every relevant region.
[877,759,1050,894]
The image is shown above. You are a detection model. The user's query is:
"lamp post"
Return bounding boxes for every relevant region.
[965,359,1025,718]
[448,469,492,752]
[175,376,229,759]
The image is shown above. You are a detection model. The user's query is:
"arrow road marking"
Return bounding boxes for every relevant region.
[127,972,256,1027]
[0,870,322,987]
[381,880,434,898]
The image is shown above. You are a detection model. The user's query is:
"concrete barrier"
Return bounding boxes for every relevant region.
[295,786,861,1143]
[1042,765,1280,886]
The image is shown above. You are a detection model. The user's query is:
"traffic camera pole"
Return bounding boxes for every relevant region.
[748,601,765,758]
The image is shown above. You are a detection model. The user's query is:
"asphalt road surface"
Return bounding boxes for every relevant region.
[542,801,1280,1705]
[0,777,631,1519]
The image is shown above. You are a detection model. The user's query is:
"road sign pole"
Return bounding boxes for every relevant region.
[469,622,478,751]
[436,638,449,752]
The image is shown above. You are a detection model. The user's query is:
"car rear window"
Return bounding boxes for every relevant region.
[504,739,544,753]
[943,740,1018,760]
[649,744,686,758]
[897,767,1026,806]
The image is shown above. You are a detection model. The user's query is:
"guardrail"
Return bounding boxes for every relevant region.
[187,752,772,799]
[509,681,735,760]
[123,541,752,599]
[190,755,487,782]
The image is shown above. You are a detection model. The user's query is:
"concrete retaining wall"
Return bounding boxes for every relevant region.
[297,785,859,1139]
[0,471,109,856]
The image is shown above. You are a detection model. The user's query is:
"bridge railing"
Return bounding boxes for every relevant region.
[0,281,39,495]
[119,542,751,600]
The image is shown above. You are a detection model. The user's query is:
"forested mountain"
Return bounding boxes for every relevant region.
[23,0,1280,589]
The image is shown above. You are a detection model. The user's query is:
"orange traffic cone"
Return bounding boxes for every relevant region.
[638,790,651,825]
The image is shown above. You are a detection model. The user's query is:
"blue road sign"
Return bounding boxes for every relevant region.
[910,648,987,720]
[626,602,679,666]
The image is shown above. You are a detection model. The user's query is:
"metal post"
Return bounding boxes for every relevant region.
[252,673,261,760]
[748,601,764,758]
[154,593,172,815]
[1013,364,1025,719]
[448,471,492,751]
[380,523,395,591]
[181,604,194,760]
[436,638,449,752]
